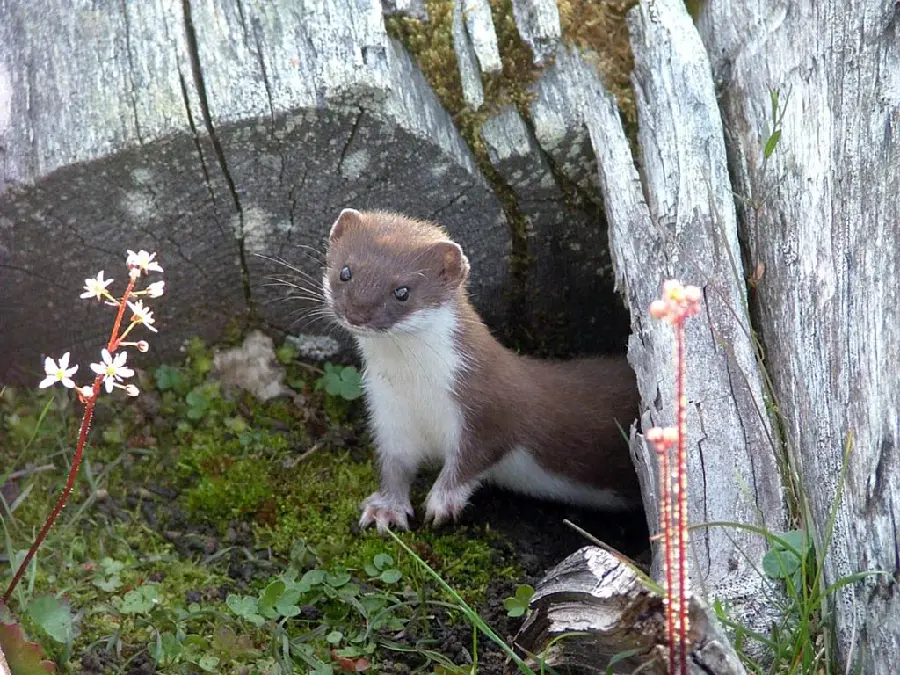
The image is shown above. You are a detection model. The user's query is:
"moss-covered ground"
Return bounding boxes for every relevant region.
[0,334,648,674]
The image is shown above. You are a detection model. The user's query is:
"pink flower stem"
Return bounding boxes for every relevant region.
[657,438,675,672]
[675,319,689,674]
[3,276,137,604]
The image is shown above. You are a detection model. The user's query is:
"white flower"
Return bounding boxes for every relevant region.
[39,352,78,389]
[128,299,158,332]
[80,271,114,301]
[124,384,140,397]
[90,349,135,394]
[146,280,165,298]
[126,249,163,277]
[80,385,95,399]
[136,340,150,353]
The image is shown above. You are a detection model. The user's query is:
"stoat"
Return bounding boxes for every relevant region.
[321,208,642,532]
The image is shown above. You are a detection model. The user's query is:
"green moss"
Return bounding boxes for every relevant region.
[185,458,275,519]
[251,450,378,558]
[557,0,639,138]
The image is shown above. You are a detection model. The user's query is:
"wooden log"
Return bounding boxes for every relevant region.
[515,546,747,674]
[696,0,900,670]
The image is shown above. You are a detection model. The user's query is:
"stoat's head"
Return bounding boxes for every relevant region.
[323,208,470,336]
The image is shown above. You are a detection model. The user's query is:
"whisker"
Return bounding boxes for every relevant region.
[259,275,326,296]
[253,253,325,284]
[267,267,324,290]
[261,282,325,300]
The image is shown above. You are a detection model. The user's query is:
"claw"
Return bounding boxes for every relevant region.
[359,492,414,533]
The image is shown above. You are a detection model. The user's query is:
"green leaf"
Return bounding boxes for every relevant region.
[338,367,362,400]
[317,365,363,401]
[326,569,352,587]
[198,655,221,671]
[776,529,806,555]
[118,584,159,615]
[154,365,183,391]
[93,575,122,593]
[502,597,526,617]
[764,129,781,159]
[379,569,402,584]
[101,558,125,574]
[182,634,208,658]
[299,569,326,590]
[275,589,303,618]
[258,580,286,619]
[326,630,344,645]
[515,584,535,603]
[336,583,361,601]
[26,595,72,644]
[276,343,297,365]
[325,376,343,397]
[159,631,183,662]
[225,594,265,627]
[373,554,393,570]
[762,548,799,579]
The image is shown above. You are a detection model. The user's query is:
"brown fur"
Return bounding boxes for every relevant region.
[453,298,641,497]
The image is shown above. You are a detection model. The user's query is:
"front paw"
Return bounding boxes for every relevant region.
[359,492,414,533]
[424,484,473,528]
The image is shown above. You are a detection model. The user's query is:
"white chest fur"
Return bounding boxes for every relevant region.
[355,306,465,467]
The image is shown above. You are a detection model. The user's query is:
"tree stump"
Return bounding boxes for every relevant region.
[0,0,510,382]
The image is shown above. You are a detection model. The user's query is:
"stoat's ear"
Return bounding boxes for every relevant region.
[329,208,361,243]
[434,241,470,287]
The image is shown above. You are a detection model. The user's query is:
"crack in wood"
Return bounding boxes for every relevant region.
[119,0,144,145]
[181,0,252,313]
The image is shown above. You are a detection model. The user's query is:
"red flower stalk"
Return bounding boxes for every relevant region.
[3,251,164,604]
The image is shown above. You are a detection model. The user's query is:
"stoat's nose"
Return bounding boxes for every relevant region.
[344,307,371,326]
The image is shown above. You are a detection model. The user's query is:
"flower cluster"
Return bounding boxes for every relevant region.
[648,279,702,324]
[39,249,164,401]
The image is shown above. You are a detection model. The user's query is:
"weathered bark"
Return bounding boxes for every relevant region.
[696,0,900,670]
[483,0,790,666]
[515,546,746,674]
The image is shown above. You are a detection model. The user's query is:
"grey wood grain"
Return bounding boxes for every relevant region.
[515,546,747,674]
[697,0,900,669]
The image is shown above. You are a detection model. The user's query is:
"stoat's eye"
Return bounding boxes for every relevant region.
[339,266,352,282]
[393,286,410,302]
